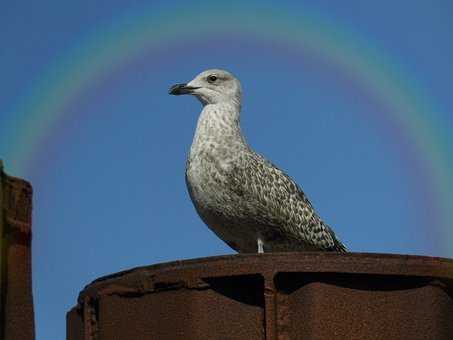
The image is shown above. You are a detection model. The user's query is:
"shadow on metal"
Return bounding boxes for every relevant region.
[68,252,453,340]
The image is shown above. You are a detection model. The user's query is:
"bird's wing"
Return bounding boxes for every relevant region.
[229,152,346,251]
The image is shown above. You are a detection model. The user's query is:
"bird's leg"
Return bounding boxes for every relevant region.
[257,238,264,254]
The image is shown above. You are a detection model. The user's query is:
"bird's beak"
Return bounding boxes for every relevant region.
[168,83,200,95]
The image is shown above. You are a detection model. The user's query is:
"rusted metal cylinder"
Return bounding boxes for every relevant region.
[68,252,453,340]
[1,161,35,340]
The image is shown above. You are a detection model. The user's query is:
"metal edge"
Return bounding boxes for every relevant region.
[89,252,453,285]
[78,252,453,303]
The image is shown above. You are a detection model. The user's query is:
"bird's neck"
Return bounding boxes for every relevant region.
[190,102,246,157]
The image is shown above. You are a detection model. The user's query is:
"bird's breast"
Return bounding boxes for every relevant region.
[186,145,241,208]
[187,149,231,191]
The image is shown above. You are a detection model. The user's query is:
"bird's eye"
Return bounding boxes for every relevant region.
[207,75,218,83]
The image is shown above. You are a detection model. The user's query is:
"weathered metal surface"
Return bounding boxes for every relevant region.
[68,252,453,340]
[1,162,35,340]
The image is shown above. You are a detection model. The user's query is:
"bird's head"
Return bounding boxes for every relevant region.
[169,69,242,106]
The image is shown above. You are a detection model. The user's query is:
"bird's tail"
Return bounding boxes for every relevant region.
[333,239,348,252]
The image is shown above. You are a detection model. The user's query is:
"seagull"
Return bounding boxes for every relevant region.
[169,69,347,253]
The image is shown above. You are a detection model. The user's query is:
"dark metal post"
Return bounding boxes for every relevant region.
[0,162,35,340]
[0,160,4,338]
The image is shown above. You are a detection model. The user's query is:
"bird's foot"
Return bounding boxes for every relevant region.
[257,238,264,254]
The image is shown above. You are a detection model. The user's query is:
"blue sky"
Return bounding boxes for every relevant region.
[1,1,453,339]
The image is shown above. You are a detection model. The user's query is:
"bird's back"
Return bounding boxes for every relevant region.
[223,150,346,252]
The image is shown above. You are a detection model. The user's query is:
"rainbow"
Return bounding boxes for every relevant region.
[1,2,452,254]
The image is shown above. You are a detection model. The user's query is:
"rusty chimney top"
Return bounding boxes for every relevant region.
[68,252,453,340]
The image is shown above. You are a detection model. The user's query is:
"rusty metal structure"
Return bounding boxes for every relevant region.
[2,160,450,339]
[68,252,453,340]
[0,161,35,340]
[1,162,452,340]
